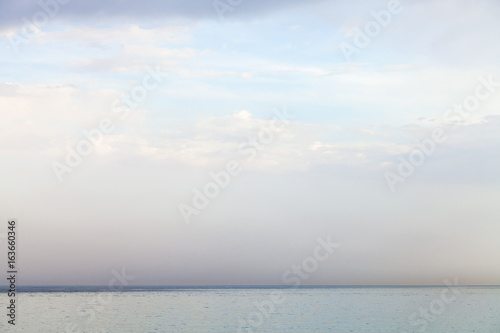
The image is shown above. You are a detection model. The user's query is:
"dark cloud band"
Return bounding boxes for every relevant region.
[0,0,324,29]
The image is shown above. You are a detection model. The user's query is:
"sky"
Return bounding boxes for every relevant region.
[0,0,499,286]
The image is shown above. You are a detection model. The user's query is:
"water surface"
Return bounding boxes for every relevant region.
[1,286,498,332]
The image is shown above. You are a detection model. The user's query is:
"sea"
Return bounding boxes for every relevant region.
[0,286,498,332]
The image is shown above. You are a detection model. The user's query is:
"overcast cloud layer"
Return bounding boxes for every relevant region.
[1,0,499,286]
[0,0,325,28]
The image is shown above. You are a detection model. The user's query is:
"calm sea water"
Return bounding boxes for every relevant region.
[1,287,498,332]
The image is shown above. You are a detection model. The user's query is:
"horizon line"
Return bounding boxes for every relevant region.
[1,284,499,289]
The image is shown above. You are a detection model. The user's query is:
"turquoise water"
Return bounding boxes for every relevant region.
[1,287,499,332]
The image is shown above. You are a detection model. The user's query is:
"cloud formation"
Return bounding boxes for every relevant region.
[1,0,500,286]
[0,0,325,29]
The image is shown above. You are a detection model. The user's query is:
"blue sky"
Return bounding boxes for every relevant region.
[1,0,499,285]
